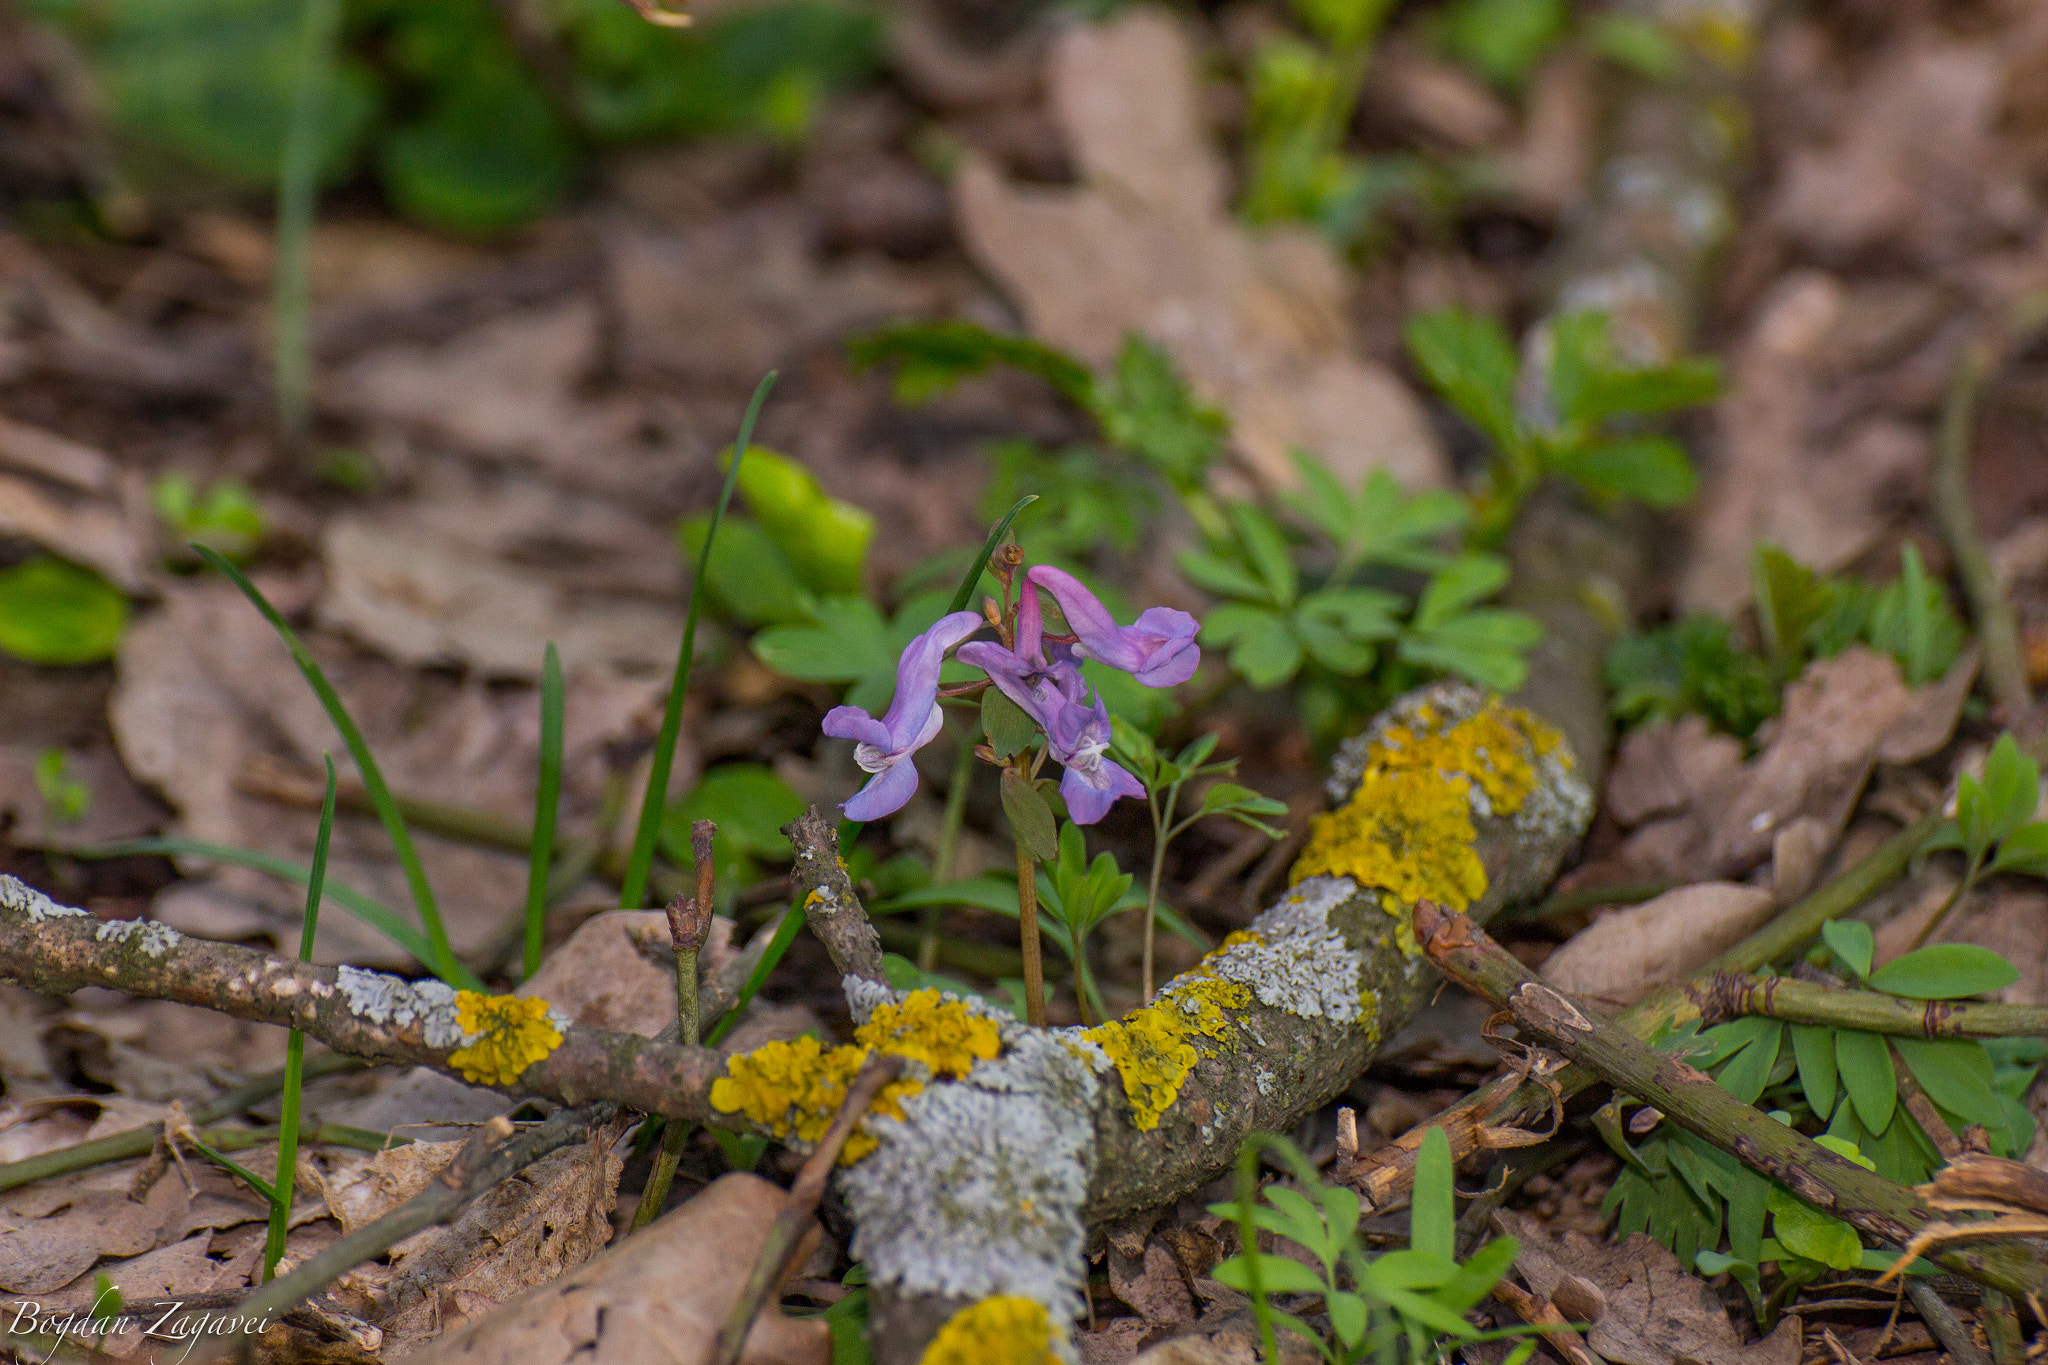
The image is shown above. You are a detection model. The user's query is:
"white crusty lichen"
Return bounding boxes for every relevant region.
[1,874,87,923]
[335,965,466,1048]
[839,982,1098,1342]
[1204,876,1365,1023]
[94,918,182,957]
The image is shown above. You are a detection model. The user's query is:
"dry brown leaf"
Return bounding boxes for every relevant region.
[519,911,690,1038]
[317,1140,466,1235]
[321,1068,515,1145]
[1125,1315,1322,1364]
[1501,1214,1801,1365]
[400,1171,827,1365]
[1679,274,1928,616]
[0,470,149,593]
[0,741,162,851]
[0,1164,192,1294]
[318,514,682,680]
[952,10,1446,492]
[1619,649,1946,883]
[374,1134,622,1357]
[1110,1239,1197,1327]
[1605,716,1743,829]
[1540,883,1776,1009]
[0,412,114,492]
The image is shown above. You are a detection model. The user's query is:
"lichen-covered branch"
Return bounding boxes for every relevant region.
[0,877,739,1127]
[730,683,1592,1362]
[1414,901,2048,1299]
[1692,971,2048,1039]
[786,806,888,986]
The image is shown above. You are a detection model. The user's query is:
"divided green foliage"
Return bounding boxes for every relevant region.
[34,0,878,234]
[1608,543,1971,740]
[1239,0,1397,241]
[151,474,266,562]
[1210,1130,1531,1364]
[1612,933,2042,1324]
[1405,307,1718,546]
[0,557,128,666]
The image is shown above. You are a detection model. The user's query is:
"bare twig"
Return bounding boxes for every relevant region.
[634,821,718,1231]
[1934,339,2033,719]
[1491,1274,1603,1365]
[784,808,888,987]
[710,1055,906,1365]
[1905,1279,1994,1365]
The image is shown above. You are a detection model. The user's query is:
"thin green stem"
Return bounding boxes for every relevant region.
[620,372,776,911]
[524,642,564,980]
[1933,340,2032,717]
[949,495,1038,614]
[271,0,341,447]
[1142,800,1169,1007]
[1235,1139,1281,1364]
[921,736,975,972]
[197,547,462,986]
[1908,861,1979,952]
[266,756,333,1281]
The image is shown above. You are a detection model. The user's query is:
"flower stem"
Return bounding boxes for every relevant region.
[1143,819,1167,1007]
[1016,835,1047,1026]
[1907,861,1978,951]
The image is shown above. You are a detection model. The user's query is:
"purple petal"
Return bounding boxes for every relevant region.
[1060,759,1144,825]
[1028,565,1126,658]
[956,640,1052,730]
[875,610,988,750]
[1125,607,1201,686]
[1028,566,1200,687]
[841,755,921,822]
[1015,579,1044,664]
[821,705,892,750]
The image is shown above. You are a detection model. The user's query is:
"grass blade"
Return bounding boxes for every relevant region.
[265,755,333,1281]
[949,494,1038,614]
[525,642,564,980]
[706,905,805,1046]
[195,545,459,984]
[271,0,342,445]
[620,371,777,911]
[76,837,481,991]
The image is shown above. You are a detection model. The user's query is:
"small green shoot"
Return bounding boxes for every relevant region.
[198,544,461,984]
[151,474,266,560]
[265,754,333,1281]
[90,1272,123,1352]
[0,556,128,665]
[1113,719,1285,1002]
[34,749,90,825]
[524,642,564,981]
[622,371,776,912]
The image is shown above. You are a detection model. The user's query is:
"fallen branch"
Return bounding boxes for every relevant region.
[1336,813,1939,1209]
[784,807,888,986]
[1689,971,2048,1039]
[1414,900,2048,1299]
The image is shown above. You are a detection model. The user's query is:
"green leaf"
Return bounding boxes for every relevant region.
[151,473,265,561]
[1752,546,1837,670]
[1229,503,1298,608]
[659,763,807,877]
[845,320,1094,407]
[0,557,128,665]
[1404,307,1521,453]
[730,446,873,597]
[752,593,961,713]
[1767,1184,1863,1270]
[1001,767,1060,861]
[1435,0,1567,89]
[1835,1028,1896,1134]
[1437,1236,1518,1315]
[1868,944,2020,1000]
[1412,555,1510,628]
[1553,437,1696,509]
[1177,549,1273,603]
[376,61,574,235]
[1412,1126,1456,1264]
[33,749,90,824]
[982,689,1040,762]
[1822,920,1875,981]
[1283,456,1467,574]
[1713,1019,1782,1105]
[1990,821,2048,876]
[1978,735,2041,850]
[1590,12,1682,80]
[1211,1252,1327,1296]
[1399,607,1542,692]
[1790,1023,1837,1120]
[1570,358,1723,426]
[1864,544,1967,688]
[1327,1289,1371,1348]
[678,514,813,626]
[1204,604,1305,689]
[1092,336,1229,489]
[1895,1037,2006,1130]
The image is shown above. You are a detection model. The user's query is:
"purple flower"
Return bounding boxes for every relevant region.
[955,638,1144,825]
[1026,565,1200,687]
[822,610,986,821]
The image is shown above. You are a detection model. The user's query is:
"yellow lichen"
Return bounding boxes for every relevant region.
[446,992,563,1086]
[1290,701,1559,952]
[919,1296,1058,1365]
[1086,972,1247,1131]
[709,990,1004,1163]
[855,989,1002,1079]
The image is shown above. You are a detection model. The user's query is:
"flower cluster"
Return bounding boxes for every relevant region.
[823,564,1198,823]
